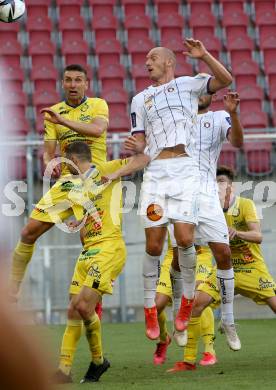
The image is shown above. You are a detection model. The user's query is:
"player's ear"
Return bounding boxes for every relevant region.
[212,93,217,101]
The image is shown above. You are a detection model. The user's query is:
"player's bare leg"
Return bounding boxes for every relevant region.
[143,226,167,340]
[265,297,276,313]
[173,222,196,332]
[209,242,241,351]
[10,218,54,298]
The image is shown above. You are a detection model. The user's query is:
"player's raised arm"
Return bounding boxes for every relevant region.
[224,92,244,148]
[129,96,147,152]
[105,153,150,181]
[41,108,108,137]
[183,38,232,92]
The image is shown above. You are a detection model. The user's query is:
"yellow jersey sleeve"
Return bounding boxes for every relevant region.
[93,98,109,123]
[99,159,128,175]
[242,198,259,224]
[44,114,57,141]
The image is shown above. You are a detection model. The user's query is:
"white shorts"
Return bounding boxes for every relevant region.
[138,157,200,228]
[169,190,229,247]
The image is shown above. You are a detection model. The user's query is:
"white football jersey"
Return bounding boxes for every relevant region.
[130,74,212,160]
[195,110,231,193]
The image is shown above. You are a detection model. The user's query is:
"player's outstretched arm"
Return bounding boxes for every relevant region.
[183,38,232,92]
[229,221,262,244]
[41,108,107,137]
[224,92,244,148]
[105,153,150,181]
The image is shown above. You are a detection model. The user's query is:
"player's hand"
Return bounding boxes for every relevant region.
[66,220,82,232]
[41,108,66,125]
[183,38,208,59]
[223,91,240,114]
[124,136,145,153]
[228,227,237,240]
[102,172,119,182]
[44,158,61,179]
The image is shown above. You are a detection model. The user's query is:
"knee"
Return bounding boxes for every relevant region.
[75,300,91,320]
[215,246,232,268]
[191,299,207,317]
[175,235,194,248]
[21,224,38,244]
[146,243,163,257]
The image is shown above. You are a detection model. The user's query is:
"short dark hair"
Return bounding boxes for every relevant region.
[63,64,87,79]
[216,165,235,182]
[65,141,91,162]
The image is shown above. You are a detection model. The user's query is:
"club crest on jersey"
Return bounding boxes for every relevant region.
[203,121,211,128]
[167,87,174,92]
[146,203,163,221]
[80,103,89,112]
[145,96,153,110]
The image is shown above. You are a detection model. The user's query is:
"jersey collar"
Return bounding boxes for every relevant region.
[65,96,87,108]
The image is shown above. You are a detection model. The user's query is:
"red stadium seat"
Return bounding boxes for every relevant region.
[244,142,273,176]
[237,85,264,101]
[189,1,212,14]
[230,50,253,64]
[192,26,215,38]
[28,31,52,44]
[0,63,24,81]
[101,89,128,104]
[157,13,184,40]
[255,10,276,26]
[58,4,82,17]
[222,10,248,28]
[26,4,49,18]
[8,151,27,180]
[89,2,115,18]
[128,37,154,65]
[227,35,254,51]
[31,55,55,69]
[98,63,126,91]
[253,1,276,13]
[0,79,23,93]
[0,22,19,40]
[4,113,29,136]
[26,15,52,32]
[241,111,268,129]
[131,63,148,78]
[121,0,147,17]
[92,15,118,41]
[190,11,216,29]
[29,37,56,55]
[61,38,89,66]
[263,49,276,75]
[155,0,181,15]
[224,25,248,40]
[109,114,129,133]
[59,15,85,33]
[56,0,83,4]
[134,77,151,92]
[161,36,183,54]
[95,38,122,66]
[174,61,193,77]
[272,111,276,126]
[125,14,151,41]
[231,59,259,77]
[33,90,60,107]
[31,66,58,93]
[218,143,238,172]
[240,100,263,114]
[6,90,27,106]
[221,1,244,13]
[0,38,22,56]
[235,75,259,88]
[259,35,276,50]
[195,35,221,58]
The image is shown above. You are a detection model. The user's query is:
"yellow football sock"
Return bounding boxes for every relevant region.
[200,307,216,355]
[84,313,103,365]
[11,241,35,282]
[184,316,201,364]
[158,310,168,343]
[59,319,83,375]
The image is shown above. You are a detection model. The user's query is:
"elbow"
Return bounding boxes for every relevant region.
[257,234,263,244]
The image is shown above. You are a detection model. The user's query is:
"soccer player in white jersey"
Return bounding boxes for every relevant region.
[166,91,244,359]
[128,38,233,341]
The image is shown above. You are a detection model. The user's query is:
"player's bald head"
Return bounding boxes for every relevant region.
[147,47,176,68]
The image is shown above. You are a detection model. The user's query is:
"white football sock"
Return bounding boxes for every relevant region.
[143,253,160,308]
[178,245,196,300]
[170,267,183,318]
[217,268,235,325]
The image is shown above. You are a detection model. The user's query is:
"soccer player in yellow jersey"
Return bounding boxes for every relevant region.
[9,64,109,298]
[153,240,215,365]
[54,141,149,384]
[168,165,276,371]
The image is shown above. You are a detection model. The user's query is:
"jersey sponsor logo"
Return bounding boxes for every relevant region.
[146,203,163,221]
[79,114,92,122]
[71,280,79,286]
[59,110,70,115]
[234,268,252,273]
[158,281,167,287]
[144,96,153,110]
[80,103,89,112]
[232,258,254,266]
[88,263,101,280]
[259,277,275,290]
[34,207,46,214]
[197,264,210,274]
[131,112,137,127]
[79,248,101,261]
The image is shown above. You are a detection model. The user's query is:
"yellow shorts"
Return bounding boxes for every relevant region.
[198,263,276,307]
[156,248,214,299]
[70,239,126,296]
[30,176,83,223]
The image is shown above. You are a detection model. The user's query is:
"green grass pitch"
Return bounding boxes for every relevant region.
[47,319,276,390]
